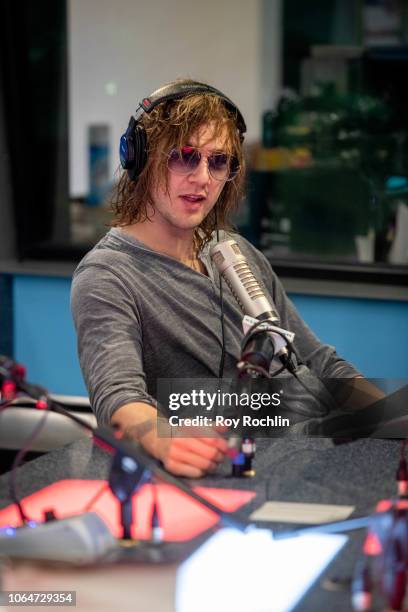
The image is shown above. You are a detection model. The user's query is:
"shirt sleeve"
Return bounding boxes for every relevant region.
[271,271,362,379]
[70,263,157,426]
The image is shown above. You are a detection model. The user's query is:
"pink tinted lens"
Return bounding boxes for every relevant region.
[208,153,230,179]
[168,147,200,174]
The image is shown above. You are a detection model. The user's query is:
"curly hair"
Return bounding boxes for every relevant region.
[111,79,246,252]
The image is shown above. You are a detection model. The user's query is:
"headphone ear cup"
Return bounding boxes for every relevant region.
[119,117,147,182]
[119,134,134,168]
[119,116,136,169]
[129,124,148,182]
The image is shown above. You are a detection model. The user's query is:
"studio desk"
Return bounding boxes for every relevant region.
[0,436,400,611]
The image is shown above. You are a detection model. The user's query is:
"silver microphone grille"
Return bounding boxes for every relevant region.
[210,239,279,321]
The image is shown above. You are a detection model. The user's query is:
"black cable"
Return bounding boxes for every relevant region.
[240,320,333,417]
[83,483,109,513]
[397,440,408,497]
[150,476,163,542]
[218,276,226,379]
[290,370,332,417]
[210,240,320,422]
[216,225,226,379]
[2,374,248,532]
[94,427,247,531]
[8,398,51,525]
[1,367,55,525]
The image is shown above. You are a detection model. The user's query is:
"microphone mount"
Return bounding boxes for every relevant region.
[239,316,296,379]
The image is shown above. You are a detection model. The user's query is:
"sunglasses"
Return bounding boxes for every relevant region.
[167,146,239,181]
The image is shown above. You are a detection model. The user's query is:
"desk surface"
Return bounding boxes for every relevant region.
[0,437,400,611]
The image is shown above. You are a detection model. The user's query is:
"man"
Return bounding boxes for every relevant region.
[71,79,381,478]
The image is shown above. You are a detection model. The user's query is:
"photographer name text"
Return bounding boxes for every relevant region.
[168,415,290,429]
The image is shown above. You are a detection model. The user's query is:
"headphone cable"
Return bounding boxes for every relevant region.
[216,224,226,379]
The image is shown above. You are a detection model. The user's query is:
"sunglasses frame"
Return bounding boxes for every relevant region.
[166,146,240,182]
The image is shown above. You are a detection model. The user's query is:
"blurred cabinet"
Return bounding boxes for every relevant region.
[248,166,372,261]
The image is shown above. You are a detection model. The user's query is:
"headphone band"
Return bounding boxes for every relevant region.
[138,82,246,136]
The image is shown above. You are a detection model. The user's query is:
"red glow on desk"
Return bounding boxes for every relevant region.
[0,480,255,541]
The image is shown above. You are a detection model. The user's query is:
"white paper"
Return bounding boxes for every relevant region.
[250,501,354,524]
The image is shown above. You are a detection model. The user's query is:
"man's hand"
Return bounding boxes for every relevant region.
[156,434,228,478]
[111,402,229,478]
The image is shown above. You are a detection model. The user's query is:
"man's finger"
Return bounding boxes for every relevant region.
[163,457,205,478]
[169,445,218,472]
[198,434,229,454]
[178,437,225,463]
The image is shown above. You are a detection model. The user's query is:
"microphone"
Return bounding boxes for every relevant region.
[210,239,295,372]
[210,239,279,323]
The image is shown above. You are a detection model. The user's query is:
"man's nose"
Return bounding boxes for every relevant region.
[188,156,211,183]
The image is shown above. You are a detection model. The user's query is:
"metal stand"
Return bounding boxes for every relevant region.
[108,449,149,540]
[230,320,282,478]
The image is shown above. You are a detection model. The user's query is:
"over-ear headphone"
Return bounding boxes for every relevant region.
[119,81,247,182]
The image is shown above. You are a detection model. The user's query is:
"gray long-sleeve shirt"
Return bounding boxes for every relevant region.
[70,228,360,425]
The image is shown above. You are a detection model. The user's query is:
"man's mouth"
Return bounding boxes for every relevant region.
[180,194,206,203]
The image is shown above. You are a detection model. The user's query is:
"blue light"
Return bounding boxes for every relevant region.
[3,527,16,537]
[27,521,37,528]
[386,176,408,192]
